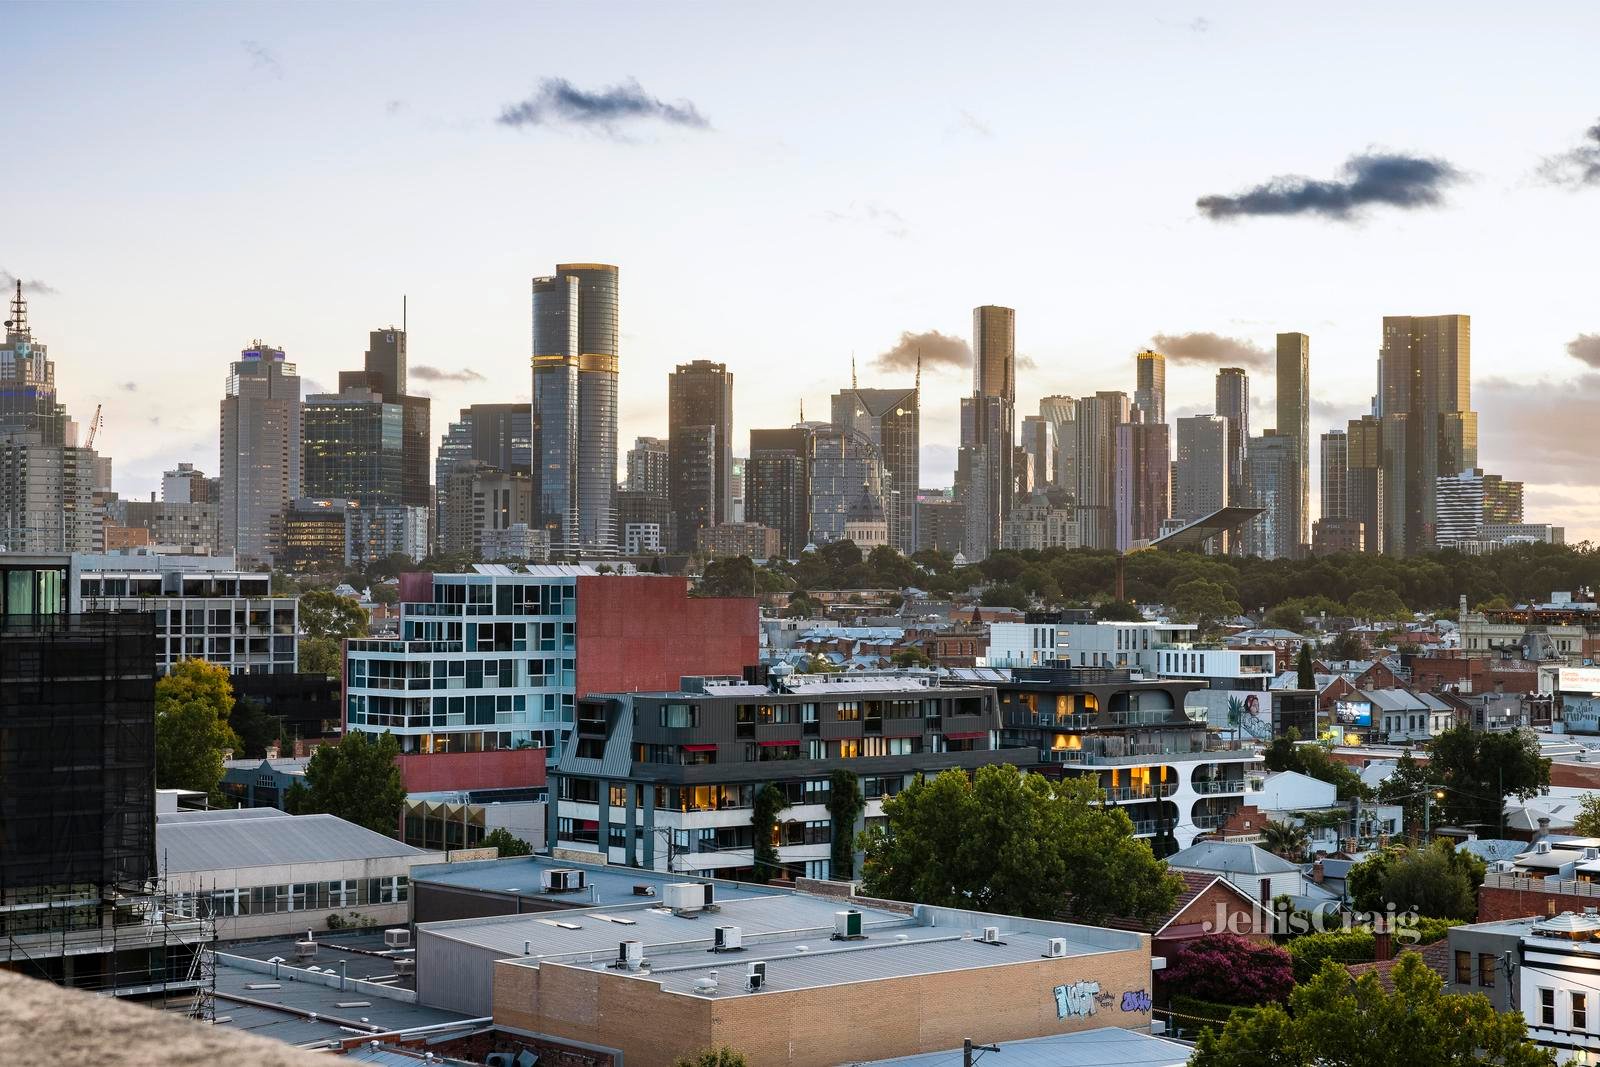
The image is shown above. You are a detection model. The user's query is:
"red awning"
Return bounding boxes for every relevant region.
[578,820,598,830]
[681,744,717,752]
[946,731,988,740]
[758,739,801,747]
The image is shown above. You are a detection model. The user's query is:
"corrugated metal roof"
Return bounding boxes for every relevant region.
[158,807,285,824]
[1166,841,1298,875]
[157,811,432,873]
[211,961,477,1049]
[862,1026,1191,1067]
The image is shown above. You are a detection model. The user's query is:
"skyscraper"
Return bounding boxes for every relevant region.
[831,377,919,554]
[0,282,66,444]
[302,387,405,505]
[1377,315,1476,554]
[1320,430,1348,522]
[1174,415,1229,523]
[1276,332,1310,552]
[1114,422,1170,550]
[625,436,670,498]
[669,360,734,552]
[1018,415,1053,497]
[956,305,1017,562]
[1482,473,1524,526]
[1244,430,1297,559]
[339,327,431,512]
[1346,414,1385,554]
[747,427,812,558]
[1214,367,1250,529]
[1073,391,1130,549]
[1134,349,1166,426]
[809,426,888,548]
[220,342,301,564]
[1434,469,1486,546]
[1038,395,1077,492]
[531,263,619,552]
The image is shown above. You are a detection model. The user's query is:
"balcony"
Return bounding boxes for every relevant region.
[1192,778,1262,795]
[1102,783,1179,802]
[1193,812,1235,829]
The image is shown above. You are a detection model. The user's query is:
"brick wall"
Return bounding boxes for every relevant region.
[575,576,758,697]
[494,944,1153,1067]
[1165,881,1273,943]
[396,747,548,792]
[1478,882,1593,922]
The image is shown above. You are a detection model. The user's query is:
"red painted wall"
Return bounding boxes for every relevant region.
[574,575,758,697]
[396,747,548,793]
[399,571,435,604]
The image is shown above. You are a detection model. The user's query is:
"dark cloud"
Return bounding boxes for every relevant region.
[120,382,137,392]
[241,40,282,79]
[0,271,58,296]
[1538,119,1600,188]
[872,330,971,374]
[1478,374,1600,484]
[1567,334,1600,368]
[411,365,485,383]
[1150,331,1271,370]
[497,78,709,133]
[1196,152,1463,221]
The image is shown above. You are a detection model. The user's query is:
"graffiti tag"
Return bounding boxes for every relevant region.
[1053,980,1101,1019]
[1121,989,1152,1013]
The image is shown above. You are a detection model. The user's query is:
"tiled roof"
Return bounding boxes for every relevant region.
[1344,939,1453,992]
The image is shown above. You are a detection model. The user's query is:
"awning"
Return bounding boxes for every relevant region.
[946,731,988,740]
[758,739,800,747]
[682,744,717,752]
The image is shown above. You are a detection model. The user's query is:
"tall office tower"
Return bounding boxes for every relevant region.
[162,463,218,504]
[438,462,538,558]
[1174,415,1229,522]
[220,341,301,564]
[747,427,812,558]
[831,378,919,554]
[531,264,619,552]
[668,360,734,552]
[1214,367,1250,524]
[0,283,67,444]
[1376,315,1476,554]
[1134,349,1166,426]
[302,387,405,504]
[1346,415,1384,554]
[1114,422,1170,550]
[626,436,670,496]
[808,426,888,547]
[339,327,430,512]
[1482,473,1524,526]
[1072,391,1131,549]
[1276,333,1310,552]
[956,305,1016,562]
[1435,469,1486,546]
[730,457,746,523]
[973,305,1016,401]
[1320,430,1348,521]
[1244,430,1297,559]
[0,437,102,553]
[1038,395,1077,492]
[1018,415,1053,497]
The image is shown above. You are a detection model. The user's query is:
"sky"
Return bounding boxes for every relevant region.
[8,2,1600,537]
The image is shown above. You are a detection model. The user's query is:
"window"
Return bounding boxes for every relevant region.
[837,739,860,759]
[1576,992,1589,1032]
[1542,987,1556,1027]
[659,703,698,728]
[1455,951,1472,985]
[835,702,861,722]
[1478,953,1495,988]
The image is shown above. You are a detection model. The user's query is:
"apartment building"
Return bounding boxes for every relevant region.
[986,618,1197,670]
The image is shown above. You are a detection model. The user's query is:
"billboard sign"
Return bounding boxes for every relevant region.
[1560,667,1600,695]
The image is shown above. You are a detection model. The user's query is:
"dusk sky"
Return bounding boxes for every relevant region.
[9,2,1600,537]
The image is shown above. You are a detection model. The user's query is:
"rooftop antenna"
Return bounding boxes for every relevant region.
[402,294,407,335]
[851,352,857,390]
[799,397,805,423]
[915,348,922,391]
[5,280,25,334]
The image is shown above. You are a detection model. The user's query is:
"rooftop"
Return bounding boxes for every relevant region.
[410,857,782,907]
[1165,841,1299,876]
[860,1025,1191,1067]
[156,809,432,873]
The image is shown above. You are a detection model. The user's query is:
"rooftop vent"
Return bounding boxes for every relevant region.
[542,868,588,893]
[617,940,644,972]
[633,884,656,897]
[746,961,766,992]
[833,910,864,941]
[294,940,317,960]
[384,928,410,949]
[394,959,415,976]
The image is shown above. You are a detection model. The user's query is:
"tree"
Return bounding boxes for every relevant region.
[672,1049,749,1067]
[890,646,931,668]
[1194,954,1554,1067]
[1170,577,1243,633]
[1375,749,1437,832]
[1260,819,1310,862]
[1095,599,1144,621]
[1295,644,1315,689]
[1324,629,1367,662]
[369,583,399,606]
[1574,793,1600,837]
[1262,730,1369,801]
[859,766,1181,924]
[698,555,757,597]
[1347,586,1409,621]
[286,731,406,835]
[1348,839,1483,921]
[299,635,342,679]
[482,828,533,857]
[750,784,790,884]
[300,589,369,639]
[155,659,242,797]
[828,770,864,879]
[980,582,1029,610]
[784,591,824,618]
[1163,933,1294,1006]
[228,694,283,760]
[1429,726,1549,831]
[1265,604,1310,634]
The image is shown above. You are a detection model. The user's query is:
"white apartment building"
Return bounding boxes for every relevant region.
[986,620,1197,670]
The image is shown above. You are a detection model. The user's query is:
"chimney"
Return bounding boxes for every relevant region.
[1373,920,1393,962]
[1259,878,1271,909]
[1312,860,1325,884]
[1538,816,1552,842]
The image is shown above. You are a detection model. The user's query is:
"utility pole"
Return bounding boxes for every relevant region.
[964,1039,1000,1067]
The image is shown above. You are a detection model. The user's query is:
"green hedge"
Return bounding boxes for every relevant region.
[1169,994,1258,1037]
[1286,930,1375,984]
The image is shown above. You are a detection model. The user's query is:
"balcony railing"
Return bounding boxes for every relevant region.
[1193,812,1235,829]
[1102,784,1179,802]
[1192,778,1262,795]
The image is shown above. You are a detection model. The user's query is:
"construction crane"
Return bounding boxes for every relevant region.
[85,403,103,450]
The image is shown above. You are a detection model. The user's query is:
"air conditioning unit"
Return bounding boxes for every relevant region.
[746,961,766,992]
[294,940,317,960]
[618,940,645,971]
[981,926,1001,944]
[633,884,656,897]
[394,959,415,976]
[383,928,411,949]
[1537,841,1554,855]
[713,926,743,951]
[666,882,712,913]
[542,867,587,893]
[1047,937,1068,958]
[834,910,864,940]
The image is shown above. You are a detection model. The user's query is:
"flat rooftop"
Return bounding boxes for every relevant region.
[224,931,419,988]
[411,856,782,906]
[862,1025,1190,1067]
[425,892,1142,1000]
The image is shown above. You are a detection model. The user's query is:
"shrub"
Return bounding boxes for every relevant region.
[1163,933,1294,1005]
[1286,929,1375,984]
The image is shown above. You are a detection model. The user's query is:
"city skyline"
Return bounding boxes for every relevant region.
[8,2,1600,536]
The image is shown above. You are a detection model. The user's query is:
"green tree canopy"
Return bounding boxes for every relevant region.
[1262,731,1369,800]
[155,659,242,797]
[750,783,790,884]
[1094,599,1144,621]
[1295,643,1315,688]
[1169,577,1243,632]
[285,731,406,836]
[1195,954,1553,1067]
[299,589,370,639]
[980,582,1030,609]
[1260,819,1310,862]
[1429,726,1549,832]
[672,1049,748,1067]
[1574,793,1600,837]
[1347,586,1410,621]
[859,766,1182,924]
[1375,749,1438,831]
[1347,839,1484,921]
[482,827,533,857]
[228,694,283,760]
[299,635,343,679]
